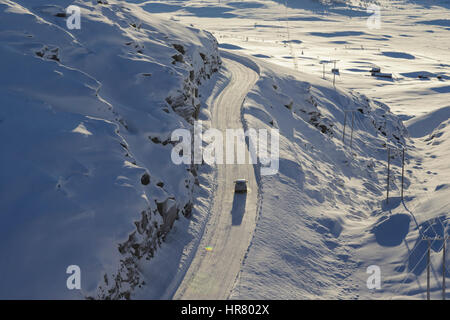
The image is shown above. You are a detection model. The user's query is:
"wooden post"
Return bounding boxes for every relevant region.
[422,236,448,300]
[350,112,355,150]
[401,148,405,201]
[427,239,431,300]
[387,147,390,204]
[342,111,347,144]
[444,239,446,300]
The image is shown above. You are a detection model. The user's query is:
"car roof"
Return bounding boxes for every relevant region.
[235,179,247,183]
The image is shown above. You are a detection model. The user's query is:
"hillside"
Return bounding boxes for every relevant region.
[0,0,448,300]
[0,0,220,299]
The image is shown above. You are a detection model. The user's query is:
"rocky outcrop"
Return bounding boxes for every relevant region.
[165,39,222,123]
[94,29,221,301]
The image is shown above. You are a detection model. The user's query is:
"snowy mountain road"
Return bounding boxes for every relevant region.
[174,58,259,300]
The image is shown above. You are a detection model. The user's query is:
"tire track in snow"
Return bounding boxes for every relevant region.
[174,58,259,300]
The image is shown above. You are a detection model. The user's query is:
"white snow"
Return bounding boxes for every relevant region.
[135,0,449,299]
[0,0,220,299]
[142,0,449,118]
[0,0,448,300]
[72,123,93,136]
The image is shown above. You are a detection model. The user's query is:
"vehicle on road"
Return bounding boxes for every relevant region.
[234,179,248,193]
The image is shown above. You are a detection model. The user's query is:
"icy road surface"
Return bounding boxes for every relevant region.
[174,58,259,299]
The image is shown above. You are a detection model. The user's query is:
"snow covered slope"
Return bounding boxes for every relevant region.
[209,51,447,300]
[141,0,449,119]
[219,53,406,299]
[0,0,220,299]
[1,0,447,300]
[131,1,449,299]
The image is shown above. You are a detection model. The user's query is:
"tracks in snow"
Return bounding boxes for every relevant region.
[174,58,259,300]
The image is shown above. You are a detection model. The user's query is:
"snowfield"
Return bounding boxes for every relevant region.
[143,0,449,118]
[0,0,221,299]
[227,52,413,299]
[0,0,448,300]
[135,0,449,300]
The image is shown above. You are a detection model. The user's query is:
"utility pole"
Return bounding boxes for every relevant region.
[422,235,449,300]
[444,239,447,300]
[342,110,356,147]
[284,2,298,71]
[342,111,348,144]
[350,111,355,150]
[330,59,339,87]
[427,238,431,300]
[387,147,390,204]
[320,60,332,80]
[401,148,405,201]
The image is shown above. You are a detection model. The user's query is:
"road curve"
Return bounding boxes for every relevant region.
[174,58,259,300]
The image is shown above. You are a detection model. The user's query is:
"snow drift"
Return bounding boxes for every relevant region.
[0,0,220,299]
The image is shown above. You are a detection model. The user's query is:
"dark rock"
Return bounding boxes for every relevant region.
[284,101,293,110]
[141,173,150,185]
[183,201,193,218]
[150,136,161,144]
[173,44,185,55]
[172,54,184,63]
